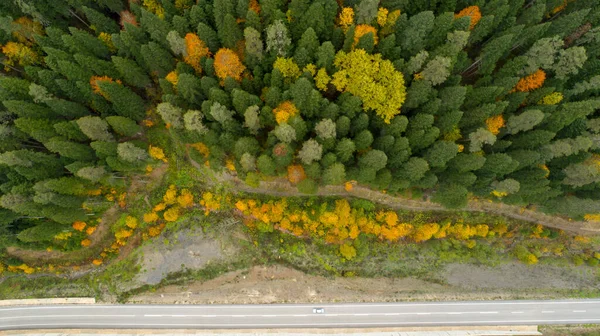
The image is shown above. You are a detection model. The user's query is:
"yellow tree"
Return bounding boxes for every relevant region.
[331,49,406,123]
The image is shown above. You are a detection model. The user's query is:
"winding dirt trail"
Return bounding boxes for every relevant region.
[189,157,600,236]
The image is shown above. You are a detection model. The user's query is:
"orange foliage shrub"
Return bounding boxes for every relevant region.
[514,69,546,92]
[454,6,481,30]
[115,229,133,239]
[273,101,298,124]
[412,223,441,242]
[163,185,177,204]
[214,48,246,83]
[125,216,138,229]
[287,165,306,184]
[144,212,159,223]
[344,181,354,192]
[353,24,378,47]
[149,145,168,162]
[72,221,87,231]
[86,226,97,235]
[177,189,194,208]
[153,203,166,212]
[184,33,210,73]
[485,115,505,135]
[81,239,91,247]
[148,224,165,237]
[163,207,180,222]
[191,142,210,158]
[199,192,222,214]
[92,259,103,266]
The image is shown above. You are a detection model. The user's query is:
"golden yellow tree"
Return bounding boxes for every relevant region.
[214,48,246,83]
[184,33,210,73]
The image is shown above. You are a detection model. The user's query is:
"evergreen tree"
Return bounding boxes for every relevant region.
[96,81,147,121]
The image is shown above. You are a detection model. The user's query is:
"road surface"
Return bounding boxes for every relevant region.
[1,300,600,330]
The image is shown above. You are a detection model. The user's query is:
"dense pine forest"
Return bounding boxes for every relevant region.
[0,0,600,250]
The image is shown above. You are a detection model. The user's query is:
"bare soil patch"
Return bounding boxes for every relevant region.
[126,261,600,305]
[443,262,600,290]
[135,227,228,286]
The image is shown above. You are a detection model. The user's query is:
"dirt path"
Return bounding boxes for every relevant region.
[5,164,169,266]
[188,155,600,235]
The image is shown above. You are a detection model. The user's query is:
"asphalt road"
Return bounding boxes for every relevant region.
[2,300,600,330]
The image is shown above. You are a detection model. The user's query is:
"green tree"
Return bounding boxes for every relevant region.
[298,139,323,165]
[219,13,243,49]
[273,123,296,143]
[106,116,142,137]
[96,81,146,121]
[432,183,468,209]
[117,142,149,162]
[506,109,544,134]
[44,137,96,161]
[112,56,151,88]
[76,166,107,182]
[76,116,113,142]
[157,102,184,128]
[359,149,387,172]
[323,162,346,185]
[424,141,459,168]
[257,154,276,175]
[184,110,208,134]
[266,20,291,56]
[315,118,336,139]
[82,6,119,34]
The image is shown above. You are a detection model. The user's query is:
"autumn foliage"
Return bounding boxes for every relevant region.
[214,48,246,83]
[90,76,122,98]
[353,25,378,47]
[184,33,210,73]
[514,69,546,92]
[485,115,505,135]
[455,6,482,30]
[338,7,354,31]
[273,101,298,124]
[287,165,306,184]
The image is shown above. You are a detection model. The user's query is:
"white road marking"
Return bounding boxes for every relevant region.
[573,310,587,313]
[353,313,369,316]
[144,314,162,317]
[4,318,600,329]
[384,313,399,316]
[416,312,431,315]
[0,315,134,320]
[511,311,524,314]
[261,315,276,317]
[3,300,600,311]
[293,315,307,317]
[447,312,462,315]
[479,312,498,314]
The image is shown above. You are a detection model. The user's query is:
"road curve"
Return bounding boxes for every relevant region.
[1,299,600,330]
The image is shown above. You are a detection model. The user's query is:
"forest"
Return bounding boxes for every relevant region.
[0,0,600,263]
